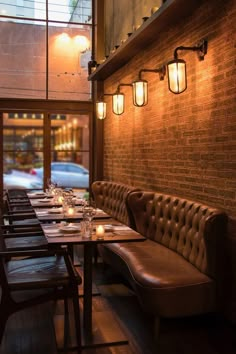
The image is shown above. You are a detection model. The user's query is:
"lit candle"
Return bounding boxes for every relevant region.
[96,225,105,239]
[67,207,75,215]
[58,196,64,203]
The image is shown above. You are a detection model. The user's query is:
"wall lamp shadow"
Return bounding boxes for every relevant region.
[167,39,208,94]
[132,65,166,106]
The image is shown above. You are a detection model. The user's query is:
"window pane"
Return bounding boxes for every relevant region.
[0,1,46,20]
[0,1,92,23]
[3,113,44,190]
[0,20,46,99]
[50,114,89,190]
[0,1,92,100]
[68,0,92,24]
[48,0,92,23]
[48,23,91,100]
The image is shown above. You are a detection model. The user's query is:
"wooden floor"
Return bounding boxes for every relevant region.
[1,261,236,354]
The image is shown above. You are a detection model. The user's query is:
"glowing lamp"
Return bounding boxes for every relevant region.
[112,93,125,115]
[96,101,106,119]
[132,80,148,107]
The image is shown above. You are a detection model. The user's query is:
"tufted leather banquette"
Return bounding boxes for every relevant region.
[98,190,228,325]
[91,180,138,227]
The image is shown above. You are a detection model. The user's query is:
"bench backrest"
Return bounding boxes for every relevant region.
[91,181,138,226]
[127,191,228,278]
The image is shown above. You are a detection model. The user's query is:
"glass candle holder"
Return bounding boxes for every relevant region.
[66,205,75,216]
[96,225,105,239]
[63,196,75,216]
[53,188,64,203]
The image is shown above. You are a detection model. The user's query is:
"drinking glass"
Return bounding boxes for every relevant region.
[80,220,93,238]
[82,205,96,222]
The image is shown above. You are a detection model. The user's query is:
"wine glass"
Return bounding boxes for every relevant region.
[82,205,96,222]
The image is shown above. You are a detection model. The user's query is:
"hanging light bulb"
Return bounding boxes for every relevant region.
[96,101,106,119]
[132,80,148,106]
[167,58,187,94]
[112,93,125,115]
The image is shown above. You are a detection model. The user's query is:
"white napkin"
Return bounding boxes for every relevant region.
[36,211,48,216]
[112,225,131,231]
[44,228,62,237]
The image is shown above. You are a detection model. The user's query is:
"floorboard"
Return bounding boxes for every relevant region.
[1,261,236,354]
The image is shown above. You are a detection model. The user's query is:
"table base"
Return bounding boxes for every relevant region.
[82,310,128,348]
[54,308,128,351]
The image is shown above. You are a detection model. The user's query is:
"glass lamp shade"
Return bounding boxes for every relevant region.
[167,58,187,94]
[112,93,125,115]
[132,80,148,106]
[96,101,106,119]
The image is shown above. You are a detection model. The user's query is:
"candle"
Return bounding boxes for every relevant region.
[58,196,64,203]
[96,225,105,239]
[67,207,75,215]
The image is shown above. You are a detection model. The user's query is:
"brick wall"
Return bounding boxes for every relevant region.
[103,0,236,217]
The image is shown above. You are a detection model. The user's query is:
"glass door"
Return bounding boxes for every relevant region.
[2,112,90,192]
[3,112,44,190]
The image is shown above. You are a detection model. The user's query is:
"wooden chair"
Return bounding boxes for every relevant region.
[0,243,82,353]
[1,222,48,251]
[2,196,41,230]
[0,202,46,251]
[5,189,31,208]
[6,188,29,200]
[4,194,37,216]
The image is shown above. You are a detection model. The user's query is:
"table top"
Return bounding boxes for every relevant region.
[35,207,110,222]
[27,191,49,199]
[42,220,146,245]
[30,197,84,208]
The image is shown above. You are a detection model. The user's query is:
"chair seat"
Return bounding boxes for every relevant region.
[5,235,48,251]
[12,217,40,224]
[7,256,82,290]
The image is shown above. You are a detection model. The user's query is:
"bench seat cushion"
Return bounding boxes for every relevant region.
[99,240,216,317]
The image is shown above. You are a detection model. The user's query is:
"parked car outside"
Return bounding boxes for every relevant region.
[3,170,42,190]
[30,162,89,189]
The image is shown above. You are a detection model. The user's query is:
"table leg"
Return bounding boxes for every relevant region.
[83,243,94,336]
[81,243,128,348]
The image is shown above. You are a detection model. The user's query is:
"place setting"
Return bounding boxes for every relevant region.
[35,207,64,218]
[27,191,48,199]
[43,222,81,238]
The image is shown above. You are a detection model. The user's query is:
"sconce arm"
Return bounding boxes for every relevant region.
[117,83,133,93]
[173,39,208,61]
[97,93,113,101]
[138,65,166,80]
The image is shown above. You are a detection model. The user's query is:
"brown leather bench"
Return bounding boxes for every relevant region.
[98,189,228,336]
[91,180,138,227]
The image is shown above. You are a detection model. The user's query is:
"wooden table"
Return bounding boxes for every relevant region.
[27,191,49,199]
[42,220,146,348]
[30,198,84,208]
[34,207,111,222]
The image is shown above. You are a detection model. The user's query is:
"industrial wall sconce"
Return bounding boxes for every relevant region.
[112,83,132,115]
[167,39,208,94]
[132,66,166,106]
[96,100,106,120]
[96,83,132,119]
[96,93,113,120]
[95,39,208,118]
